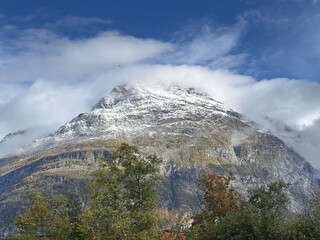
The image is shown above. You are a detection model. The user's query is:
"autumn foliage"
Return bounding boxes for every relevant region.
[192,172,243,227]
[158,207,192,233]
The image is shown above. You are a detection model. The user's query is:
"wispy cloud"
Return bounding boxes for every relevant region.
[165,19,248,69]
[238,0,320,81]
[2,10,112,37]
[44,15,112,31]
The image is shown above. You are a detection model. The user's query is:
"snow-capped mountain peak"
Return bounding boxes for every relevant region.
[29,84,245,152]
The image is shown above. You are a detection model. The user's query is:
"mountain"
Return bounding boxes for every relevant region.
[0,84,318,236]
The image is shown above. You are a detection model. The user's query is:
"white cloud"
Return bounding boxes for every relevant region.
[0,83,25,106]
[297,113,320,129]
[0,29,172,144]
[0,30,172,84]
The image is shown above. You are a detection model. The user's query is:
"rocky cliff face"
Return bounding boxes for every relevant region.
[0,84,319,236]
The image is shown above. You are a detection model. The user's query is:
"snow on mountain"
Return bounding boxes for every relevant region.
[28,84,251,152]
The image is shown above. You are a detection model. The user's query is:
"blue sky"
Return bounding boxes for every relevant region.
[1,0,320,167]
[1,0,320,81]
[0,1,245,38]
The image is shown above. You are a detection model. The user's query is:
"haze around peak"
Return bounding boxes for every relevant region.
[0,1,320,167]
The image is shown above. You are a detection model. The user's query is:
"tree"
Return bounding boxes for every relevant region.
[81,151,128,240]
[239,181,290,239]
[14,190,55,240]
[62,191,83,239]
[280,215,320,240]
[14,189,83,240]
[190,172,243,239]
[190,173,292,240]
[278,189,320,239]
[82,143,162,239]
[192,172,243,225]
[208,206,268,240]
[249,181,289,214]
[118,143,162,238]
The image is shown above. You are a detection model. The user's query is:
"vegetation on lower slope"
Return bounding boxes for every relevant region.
[0,131,316,236]
[190,177,320,240]
[13,143,163,239]
[9,143,320,240]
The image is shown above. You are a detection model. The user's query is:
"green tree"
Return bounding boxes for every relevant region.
[278,190,320,239]
[14,190,55,240]
[209,205,285,240]
[82,143,162,240]
[14,189,83,240]
[249,181,289,214]
[280,216,320,240]
[81,152,128,240]
[118,143,162,239]
[63,191,83,239]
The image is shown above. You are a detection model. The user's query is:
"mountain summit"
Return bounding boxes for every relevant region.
[0,84,318,236]
[30,84,244,150]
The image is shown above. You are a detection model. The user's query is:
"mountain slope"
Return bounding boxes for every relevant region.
[0,84,318,236]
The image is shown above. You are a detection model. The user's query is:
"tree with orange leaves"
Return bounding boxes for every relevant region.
[190,172,243,238]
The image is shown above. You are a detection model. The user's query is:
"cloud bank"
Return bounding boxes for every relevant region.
[0,21,319,168]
